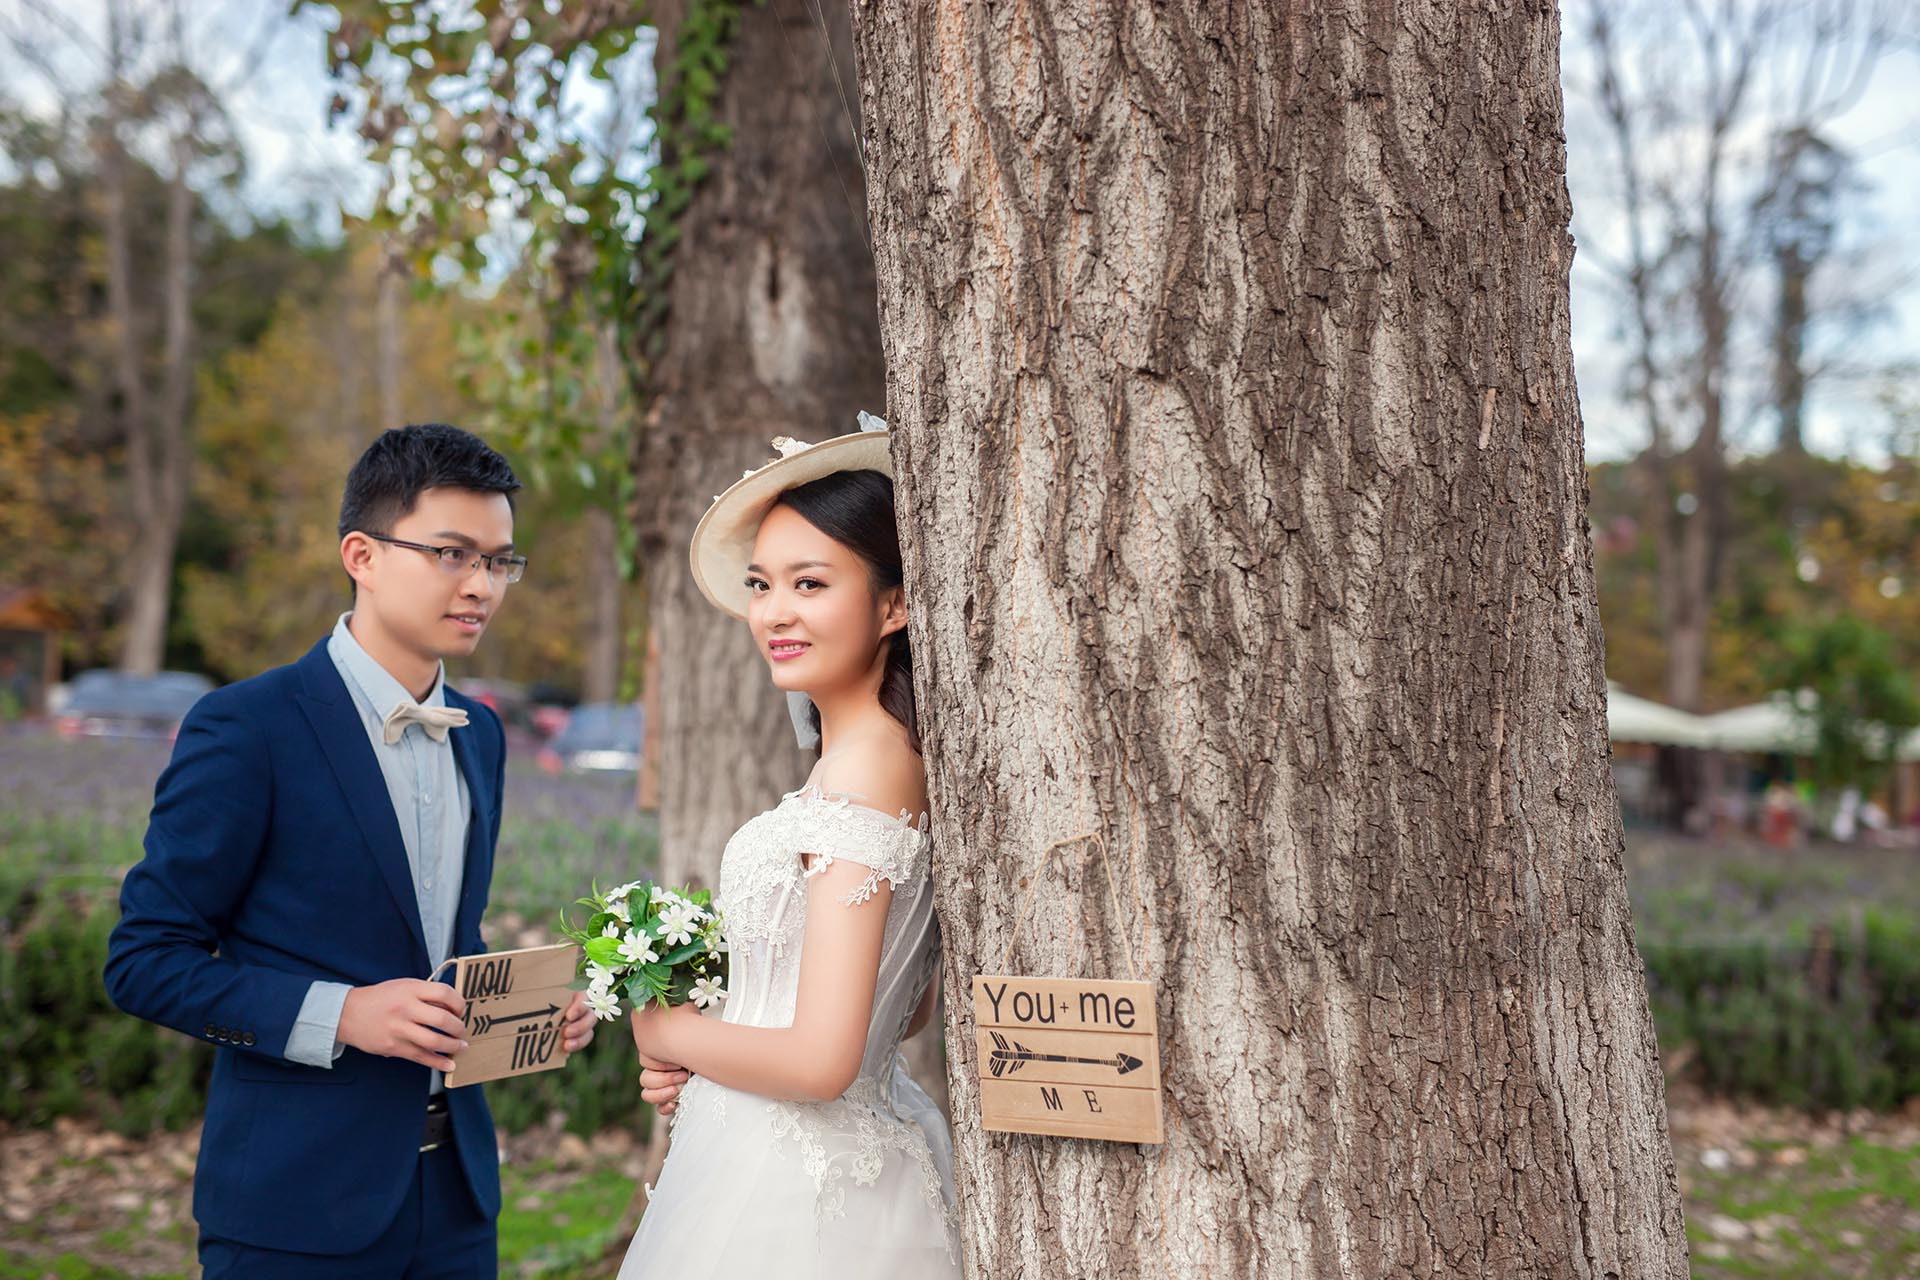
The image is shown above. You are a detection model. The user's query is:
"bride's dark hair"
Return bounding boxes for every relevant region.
[773,469,918,755]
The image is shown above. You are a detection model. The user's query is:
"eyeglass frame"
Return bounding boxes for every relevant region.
[363,533,528,584]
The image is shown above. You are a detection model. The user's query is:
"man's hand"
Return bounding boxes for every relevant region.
[337,979,468,1071]
[561,990,596,1053]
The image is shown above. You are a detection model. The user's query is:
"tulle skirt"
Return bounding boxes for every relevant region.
[617,1061,959,1279]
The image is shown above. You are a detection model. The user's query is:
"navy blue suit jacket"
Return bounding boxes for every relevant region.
[104,637,504,1254]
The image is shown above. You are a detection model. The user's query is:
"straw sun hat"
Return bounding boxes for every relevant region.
[689,411,892,620]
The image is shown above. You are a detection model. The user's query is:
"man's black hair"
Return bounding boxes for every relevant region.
[338,423,521,540]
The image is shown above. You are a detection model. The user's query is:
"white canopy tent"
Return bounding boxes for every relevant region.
[1605,684,1713,748]
[1702,694,1920,763]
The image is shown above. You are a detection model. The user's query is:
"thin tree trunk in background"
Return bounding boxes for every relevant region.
[581,505,623,705]
[1773,245,1810,455]
[853,3,1686,1275]
[582,322,628,707]
[111,110,193,675]
[638,628,662,812]
[375,244,404,430]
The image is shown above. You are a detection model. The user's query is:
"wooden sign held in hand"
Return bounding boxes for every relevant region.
[445,943,580,1088]
[972,975,1163,1144]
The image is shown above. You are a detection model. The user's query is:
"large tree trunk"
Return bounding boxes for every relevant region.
[633,0,882,888]
[853,4,1687,1276]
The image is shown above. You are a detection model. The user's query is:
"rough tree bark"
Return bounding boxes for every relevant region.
[852,3,1687,1276]
[632,0,882,892]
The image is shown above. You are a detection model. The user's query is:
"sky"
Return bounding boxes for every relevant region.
[4,0,1916,465]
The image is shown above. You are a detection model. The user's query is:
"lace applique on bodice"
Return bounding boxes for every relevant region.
[719,787,928,947]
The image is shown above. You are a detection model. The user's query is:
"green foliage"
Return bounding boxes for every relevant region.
[1591,450,1920,711]
[496,1161,639,1276]
[303,0,747,558]
[1,787,659,1139]
[1765,614,1920,794]
[1686,1136,1920,1279]
[0,866,207,1136]
[1644,907,1920,1112]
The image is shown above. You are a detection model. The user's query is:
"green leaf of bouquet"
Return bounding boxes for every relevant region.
[583,935,622,965]
[659,940,704,967]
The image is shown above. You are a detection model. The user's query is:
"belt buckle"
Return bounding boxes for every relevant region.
[420,1098,450,1153]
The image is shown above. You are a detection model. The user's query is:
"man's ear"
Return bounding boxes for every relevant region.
[878,585,908,639]
[341,531,377,592]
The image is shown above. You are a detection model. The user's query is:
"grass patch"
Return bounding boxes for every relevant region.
[498,1159,636,1278]
[0,1253,184,1280]
[1687,1138,1920,1278]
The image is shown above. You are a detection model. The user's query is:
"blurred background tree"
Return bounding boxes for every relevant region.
[1567,0,1915,711]
[1766,613,1920,796]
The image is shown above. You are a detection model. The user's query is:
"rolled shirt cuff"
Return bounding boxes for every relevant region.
[285,980,352,1067]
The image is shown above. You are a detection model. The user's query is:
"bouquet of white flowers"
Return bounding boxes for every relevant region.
[559,880,728,1022]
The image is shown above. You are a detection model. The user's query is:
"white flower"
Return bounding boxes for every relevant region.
[650,885,676,907]
[657,902,699,948]
[617,931,659,967]
[689,976,727,1009]
[585,985,622,1022]
[585,961,616,990]
[609,899,632,924]
[600,921,622,939]
[606,880,643,903]
[771,435,814,459]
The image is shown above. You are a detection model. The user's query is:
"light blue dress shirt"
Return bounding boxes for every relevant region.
[284,614,473,1088]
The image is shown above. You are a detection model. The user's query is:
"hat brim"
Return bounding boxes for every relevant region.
[689,432,893,619]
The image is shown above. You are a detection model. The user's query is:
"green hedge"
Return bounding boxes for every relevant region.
[12,845,1920,1129]
[0,876,650,1141]
[1642,907,1920,1112]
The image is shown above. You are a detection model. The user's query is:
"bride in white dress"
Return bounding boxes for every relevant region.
[618,419,960,1278]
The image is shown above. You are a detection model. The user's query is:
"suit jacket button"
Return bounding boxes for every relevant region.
[204,1024,216,1039]
[242,1032,256,1047]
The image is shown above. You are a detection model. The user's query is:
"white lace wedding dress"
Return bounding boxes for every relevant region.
[617,786,960,1278]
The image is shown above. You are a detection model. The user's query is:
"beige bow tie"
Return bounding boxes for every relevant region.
[382,701,469,745]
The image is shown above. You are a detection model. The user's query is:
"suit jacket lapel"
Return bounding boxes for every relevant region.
[293,639,431,971]
[445,687,492,952]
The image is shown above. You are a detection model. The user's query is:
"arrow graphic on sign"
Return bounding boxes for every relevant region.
[467,1003,561,1036]
[987,1031,1143,1079]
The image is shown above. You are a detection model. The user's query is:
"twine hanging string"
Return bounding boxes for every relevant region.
[995,830,1145,982]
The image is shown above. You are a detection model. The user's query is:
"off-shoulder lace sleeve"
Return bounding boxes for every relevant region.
[784,786,930,908]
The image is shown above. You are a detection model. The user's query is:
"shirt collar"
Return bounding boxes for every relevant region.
[330,612,447,720]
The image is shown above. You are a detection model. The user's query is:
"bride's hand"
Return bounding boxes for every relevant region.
[631,1005,694,1114]
[639,1060,691,1114]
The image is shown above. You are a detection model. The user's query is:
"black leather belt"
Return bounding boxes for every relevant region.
[420,1097,452,1153]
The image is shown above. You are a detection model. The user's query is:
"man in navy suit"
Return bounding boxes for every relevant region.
[106,424,596,1277]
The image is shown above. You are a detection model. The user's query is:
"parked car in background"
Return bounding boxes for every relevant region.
[538,702,644,773]
[457,678,536,736]
[53,670,214,740]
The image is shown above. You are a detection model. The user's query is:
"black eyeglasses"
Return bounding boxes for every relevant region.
[366,534,528,584]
